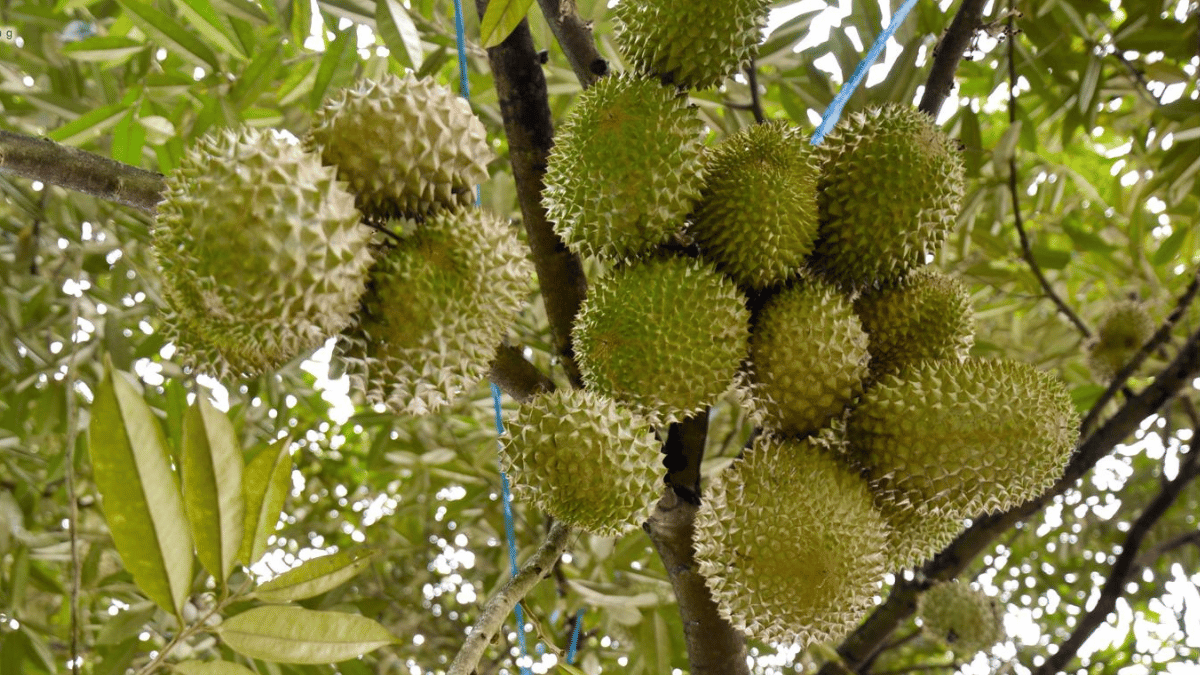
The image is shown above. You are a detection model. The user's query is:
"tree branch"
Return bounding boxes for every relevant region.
[918,0,989,118]
[488,343,556,402]
[1134,528,1200,568]
[662,411,708,505]
[475,2,588,389]
[745,60,766,124]
[448,521,572,675]
[534,0,607,88]
[0,129,165,213]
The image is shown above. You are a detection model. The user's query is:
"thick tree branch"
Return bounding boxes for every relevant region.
[534,0,606,88]
[488,343,555,402]
[643,490,749,675]
[448,521,571,675]
[662,411,708,505]
[918,0,989,118]
[0,130,165,213]
[476,3,588,389]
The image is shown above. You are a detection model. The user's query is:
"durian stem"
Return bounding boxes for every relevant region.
[533,0,606,88]
[917,0,989,118]
[488,343,555,402]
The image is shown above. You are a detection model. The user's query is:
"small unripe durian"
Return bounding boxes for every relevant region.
[694,434,889,646]
[690,121,821,289]
[613,0,772,90]
[307,73,494,218]
[854,268,973,380]
[500,389,662,537]
[542,75,705,260]
[848,359,1078,518]
[878,499,966,571]
[745,276,870,436]
[335,209,533,415]
[918,581,1006,656]
[1086,299,1154,381]
[154,127,373,379]
[813,104,964,289]
[572,257,750,423]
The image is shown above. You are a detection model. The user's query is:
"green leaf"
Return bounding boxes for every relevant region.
[60,35,146,62]
[252,548,376,602]
[171,0,248,59]
[96,602,157,646]
[309,27,354,110]
[110,111,146,167]
[87,354,193,616]
[238,439,291,566]
[960,107,983,177]
[218,606,395,664]
[1031,242,1072,270]
[182,396,245,583]
[479,0,533,49]
[48,104,128,147]
[228,43,280,109]
[209,0,270,24]
[1152,226,1188,266]
[376,0,423,69]
[174,660,259,675]
[118,0,219,71]
[556,665,587,675]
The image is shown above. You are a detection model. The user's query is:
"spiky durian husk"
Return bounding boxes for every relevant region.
[848,359,1078,518]
[335,209,533,415]
[572,257,750,423]
[878,498,965,571]
[694,434,889,646]
[744,276,869,436]
[154,127,372,379]
[918,581,1006,656]
[500,389,662,537]
[306,73,494,218]
[613,0,771,90]
[854,268,973,380]
[542,75,705,260]
[812,104,964,289]
[690,121,821,288]
[1086,299,1155,381]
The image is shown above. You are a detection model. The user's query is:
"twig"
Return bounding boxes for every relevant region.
[918,0,989,117]
[447,521,571,675]
[534,0,607,88]
[361,220,405,246]
[0,130,165,213]
[745,59,766,124]
[1005,10,1091,339]
[1134,528,1200,568]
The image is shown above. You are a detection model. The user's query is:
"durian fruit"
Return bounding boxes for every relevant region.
[1086,299,1154,380]
[877,499,965,572]
[847,358,1078,518]
[690,121,821,289]
[854,268,973,380]
[812,104,964,289]
[499,389,662,537]
[335,208,533,415]
[572,257,750,424]
[693,434,889,646]
[154,127,373,379]
[306,73,494,218]
[918,581,1006,656]
[613,0,771,90]
[542,75,706,260]
[744,276,870,436]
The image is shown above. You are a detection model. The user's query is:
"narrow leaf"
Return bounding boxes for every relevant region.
[309,27,353,110]
[182,396,245,583]
[218,606,395,664]
[48,104,127,147]
[252,548,376,602]
[1152,226,1188,266]
[172,0,248,60]
[60,35,146,62]
[118,0,219,70]
[87,354,193,615]
[175,660,259,675]
[375,0,423,69]
[238,439,291,566]
[110,111,146,167]
[209,0,270,24]
[479,0,534,48]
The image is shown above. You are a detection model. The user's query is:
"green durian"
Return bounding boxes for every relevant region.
[500,389,662,537]
[613,0,771,90]
[854,268,973,380]
[848,358,1078,518]
[812,104,964,289]
[1086,299,1155,380]
[572,257,750,423]
[542,75,706,260]
[307,73,494,218]
[744,276,870,436]
[690,121,821,288]
[918,581,1006,656]
[154,127,373,379]
[878,498,966,572]
[693,434,889,646]
[335,209,533,415]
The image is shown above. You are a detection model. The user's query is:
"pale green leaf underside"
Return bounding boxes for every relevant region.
[183,396,245,583]
[252,547,376,602]
[219,606,395,664]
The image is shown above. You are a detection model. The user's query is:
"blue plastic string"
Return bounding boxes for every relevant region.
[811,0,921,146]
[567,609,584,662]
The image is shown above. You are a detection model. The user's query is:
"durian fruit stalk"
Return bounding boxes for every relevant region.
[812,104,964,289]
[307,73,494,219]
[499,389,662,537]
[693,434,889,647]
[542,75,706,261]
[335,209,533,415]
[918,581,1006,656]
[153,127,373,379]
[1086,299,1155,381]
[690,121,821,289]
[848,358,1078,518]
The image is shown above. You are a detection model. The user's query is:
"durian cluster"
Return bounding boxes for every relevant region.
[153,73,532,415]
